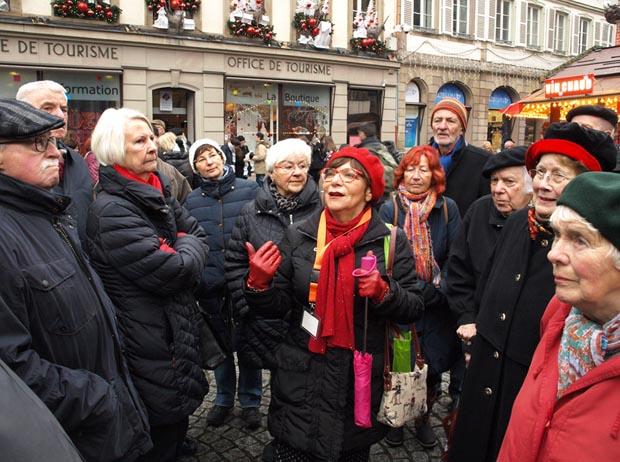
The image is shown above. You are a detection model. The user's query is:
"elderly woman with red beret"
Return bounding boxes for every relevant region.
[499,172,620,462]
[448,122,618,462]
[243,147,424,461]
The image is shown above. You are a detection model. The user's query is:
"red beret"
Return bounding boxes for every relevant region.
[327,147,385,204]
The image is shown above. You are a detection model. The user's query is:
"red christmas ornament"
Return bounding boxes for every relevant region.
[67,0,73,5]
[148,4,153,10]
[61,4,68,11]
[106,11,113,18]
[170,0,181,9]
[266,32,272,40]
[312,27,320,36]
[87,9,95,16]
[247,26,256,36]
[308,18,317,27]
[256,0,262,4]
[76,2,88,14]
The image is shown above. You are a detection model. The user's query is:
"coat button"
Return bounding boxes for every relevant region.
[42,280,50,288]
[541,239,549,248]
[484,387,493,396]
[515,273,521,281]
[499,313,506,321]
[493,351,500,359]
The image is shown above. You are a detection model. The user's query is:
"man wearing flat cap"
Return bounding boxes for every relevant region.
[430,97,491,217]
[16,80,94,248]
[566,104,620,172]
[446,146,532,360]
[0,98,151,461]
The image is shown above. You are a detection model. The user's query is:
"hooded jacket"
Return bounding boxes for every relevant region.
[86,166,209,426]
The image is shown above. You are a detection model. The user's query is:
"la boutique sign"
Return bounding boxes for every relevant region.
[545,74,594,98]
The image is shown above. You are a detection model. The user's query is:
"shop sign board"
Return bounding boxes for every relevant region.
[545,74,594,98]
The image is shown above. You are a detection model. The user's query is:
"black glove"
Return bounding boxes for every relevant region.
[421,282,446,311]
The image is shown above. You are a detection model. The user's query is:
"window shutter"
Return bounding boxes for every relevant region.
[402,0,414,27]
[517,2,527,46]
[475,0,488,40]
[546,9,554,51]
[488,0,497,41]
[602,23,611,46]
[594,21,601,47]
[442,0,453,34]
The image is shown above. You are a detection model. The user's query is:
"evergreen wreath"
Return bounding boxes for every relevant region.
[227,0,275,43]
[51,1,121,23]
[350,37,388,55]
[145,0,200,18]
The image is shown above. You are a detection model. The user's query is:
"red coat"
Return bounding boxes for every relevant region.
[498,297,620,462]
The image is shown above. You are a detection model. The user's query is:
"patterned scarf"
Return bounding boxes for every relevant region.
[557,307,620,399]
[269,178,300,213]
[527,207,553,241]
[397,185,441,285]
[308,208,371,354]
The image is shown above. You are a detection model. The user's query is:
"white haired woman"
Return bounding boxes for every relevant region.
[86,108,209,462]
[499,172,620,462]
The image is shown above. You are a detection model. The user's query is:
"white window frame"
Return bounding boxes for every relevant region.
[526,4,541,48]
[554,12,568,53]
[412,0,433,29]
[578,17,591,54]
[495,0,512,43]
[452,0,468,36]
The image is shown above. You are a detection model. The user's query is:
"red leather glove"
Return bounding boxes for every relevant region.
[246,241,281,290]
[358,269,389,304]
[158,237,176,254]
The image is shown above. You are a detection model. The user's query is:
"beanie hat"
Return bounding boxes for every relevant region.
[431,98,468,131]
[482,146,527,178]
[0,98,65,142]
[326,146,385,204]
[188,138,225,173]
[557,172,620,249]
[566,105,618,129]
[525,122,617,172]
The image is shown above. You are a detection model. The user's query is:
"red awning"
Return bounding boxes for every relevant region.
[500,102,525,116]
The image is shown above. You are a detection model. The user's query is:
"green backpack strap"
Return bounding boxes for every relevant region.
[384,224,393,271]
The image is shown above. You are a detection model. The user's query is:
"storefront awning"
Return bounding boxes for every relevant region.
[501,76,620,119]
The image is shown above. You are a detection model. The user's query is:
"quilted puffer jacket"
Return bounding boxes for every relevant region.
[224,176,321,369]
[86,166,209,426]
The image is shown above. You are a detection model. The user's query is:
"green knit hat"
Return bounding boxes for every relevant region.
[557,172,620,249]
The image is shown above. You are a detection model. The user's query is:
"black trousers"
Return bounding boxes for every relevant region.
[137,417,189,462]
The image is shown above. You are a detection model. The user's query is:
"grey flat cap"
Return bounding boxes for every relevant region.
[0,98,65,142]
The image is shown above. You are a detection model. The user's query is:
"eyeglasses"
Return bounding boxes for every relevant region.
[194,151,222,164]
[529,168,573,185]
[0,135,58,153]
[275,162,309,175]
[321,167,364,183]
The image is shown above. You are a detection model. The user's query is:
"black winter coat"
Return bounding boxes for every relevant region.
[86,166,209,426]
[446,194,507,326]
[161,149,197,188]
[437,139,491,217]
[185,168,259,350]
[0,174,151,462]
[449,207,556,462]
[55,141,94,248]
[245,209,424,461]
[225,176,322,369]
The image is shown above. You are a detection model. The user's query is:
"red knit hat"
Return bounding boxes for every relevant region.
[326,147,385,204]
[525,122,617,172]
[431,98,468,131]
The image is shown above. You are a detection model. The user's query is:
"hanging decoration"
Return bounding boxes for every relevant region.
[51,1,122,23]
[292,1,334,48]
[227,0,276,44]
[350,0,388,55]
[145,0,200,19]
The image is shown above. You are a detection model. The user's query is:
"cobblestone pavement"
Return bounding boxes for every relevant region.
[180,370,452,462]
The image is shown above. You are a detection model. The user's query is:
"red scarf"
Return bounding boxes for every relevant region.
[113,165,164,196]
[308,208,372,354]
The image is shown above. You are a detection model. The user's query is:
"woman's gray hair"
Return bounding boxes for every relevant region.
[265,138,311,173]
[551,205,620,268]
[91,108,152,166]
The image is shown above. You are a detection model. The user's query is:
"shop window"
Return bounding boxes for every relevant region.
[225,79,332,149]
[152,88,194,139]
[0,67,37,98]
[347,88,383,144]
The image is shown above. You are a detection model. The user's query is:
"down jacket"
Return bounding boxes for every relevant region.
[245,209,424,461]
[498,297,620,462]
[86,166,209,426]
[184,167,259,350]
[225,176,321,369]
[0,173,151,462]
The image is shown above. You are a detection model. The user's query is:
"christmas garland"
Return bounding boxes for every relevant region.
[51,1,121,23]
[350,37,388,55]
[145,0,200,17]
[226,18,275,43]
[292,12,333,38]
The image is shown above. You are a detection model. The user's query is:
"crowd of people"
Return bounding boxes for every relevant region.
[1,80,619,462]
